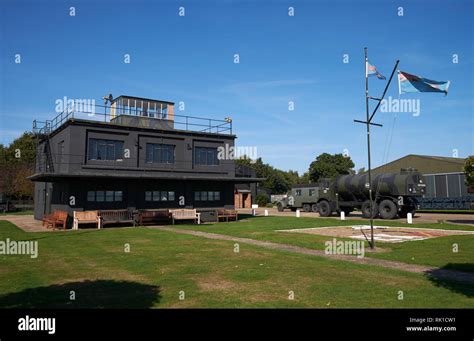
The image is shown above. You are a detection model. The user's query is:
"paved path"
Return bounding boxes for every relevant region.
[0,215,51,232]
[155,226,474,284]
[237,208,474,226]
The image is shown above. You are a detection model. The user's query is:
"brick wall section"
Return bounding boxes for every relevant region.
[234,192,252,208]
[168,104,174,121]
[234,192,242,208]
[244,193,251,208]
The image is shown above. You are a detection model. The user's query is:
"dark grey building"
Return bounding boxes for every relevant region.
[30,95,261,220]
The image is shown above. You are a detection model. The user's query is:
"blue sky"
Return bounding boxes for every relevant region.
[1,0,472,174]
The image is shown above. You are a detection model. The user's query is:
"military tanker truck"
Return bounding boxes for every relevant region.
[277,169,426,219]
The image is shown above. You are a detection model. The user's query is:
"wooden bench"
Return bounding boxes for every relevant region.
[99,209,136,228]
[138,209,171,225]
[73,210,100,230]
[170,209,200,225]
[43,210,68,230]
[217,209,238,222]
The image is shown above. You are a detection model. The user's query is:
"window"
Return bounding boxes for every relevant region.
[195,147,219,166]
[194,191,221,201]
[295,189,302,196]
[145,191,176,202]
[88,138,124,161]
[309,189,316,196]
[58,141,64,165]
[162,106,168,119]
[96,191,105,202]
[145,191,152,201]
[148,107,157,118]
[87,190,123,202]
[105,191,114,202]
[87,191,95,202]
[115,191,123,202]
[145,143,175,164]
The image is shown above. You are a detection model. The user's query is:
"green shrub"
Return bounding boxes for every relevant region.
[256,194,269,207]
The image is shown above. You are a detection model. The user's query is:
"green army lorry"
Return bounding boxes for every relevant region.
[277,169,426,219]
[277,184,320,213]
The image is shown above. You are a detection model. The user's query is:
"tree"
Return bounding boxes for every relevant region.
[464,156,474,192]
[308,153,355,183]
[265,170,292,194]
[7,132,36,164]
[0,132,36,200]
[283,170,301,185]
[299,172,311,184]
[236,158,300,194]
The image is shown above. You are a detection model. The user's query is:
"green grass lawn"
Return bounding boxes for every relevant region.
[177,215,474,272]
[0,210,34,216]
[0,218,473,308]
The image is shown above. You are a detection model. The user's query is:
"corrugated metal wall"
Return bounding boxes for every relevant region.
[423,173,468,198]
[419,172,473,209]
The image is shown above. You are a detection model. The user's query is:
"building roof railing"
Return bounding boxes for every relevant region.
[33,100,233,136]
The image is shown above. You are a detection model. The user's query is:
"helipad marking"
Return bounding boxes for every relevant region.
[276,225,474,243]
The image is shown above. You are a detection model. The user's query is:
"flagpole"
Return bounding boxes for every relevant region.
[365,47,375,249]
[356,50,399,250]
[398,70,401,95]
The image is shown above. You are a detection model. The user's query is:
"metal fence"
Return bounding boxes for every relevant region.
[33,101,232,136]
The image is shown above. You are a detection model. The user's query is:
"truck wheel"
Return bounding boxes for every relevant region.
[277,203,284,212]
[361,201,378,219]
[379,200,397,219]
[318,201,331,217]
[311,204,318,212]
[303,204,311,212]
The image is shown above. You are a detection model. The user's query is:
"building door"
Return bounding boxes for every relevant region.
[44,184,52,215]
[242,193,249,208]
[234,191,251,208]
